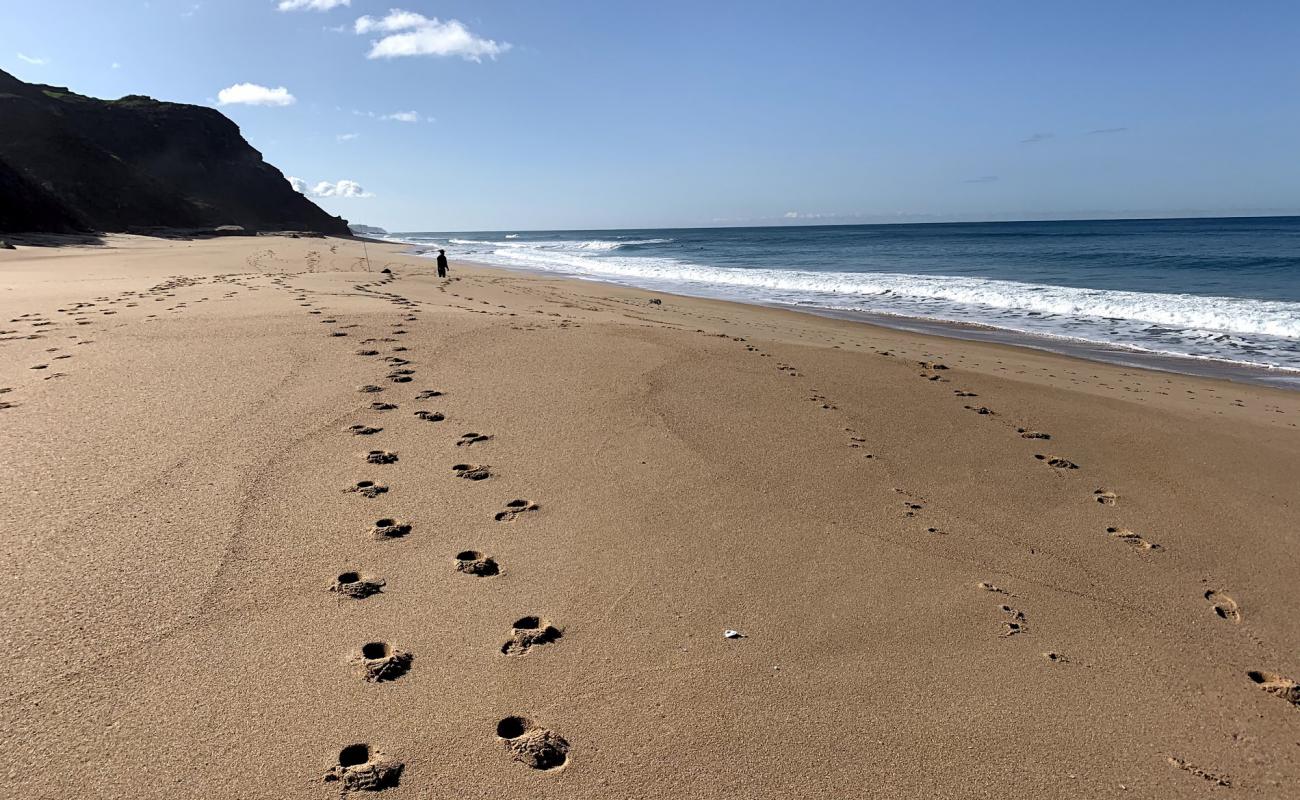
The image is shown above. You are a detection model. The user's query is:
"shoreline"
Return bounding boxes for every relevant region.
[408,249,1300,391]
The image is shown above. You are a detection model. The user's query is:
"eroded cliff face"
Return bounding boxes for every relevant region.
[0,70,349,235]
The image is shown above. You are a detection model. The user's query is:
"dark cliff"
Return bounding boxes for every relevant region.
[0,70,349,235]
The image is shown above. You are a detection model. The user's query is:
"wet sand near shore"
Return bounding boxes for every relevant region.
[1,234,1297,799]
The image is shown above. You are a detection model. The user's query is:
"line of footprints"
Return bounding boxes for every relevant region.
[726,330,1300,779]
[302,272,568,795]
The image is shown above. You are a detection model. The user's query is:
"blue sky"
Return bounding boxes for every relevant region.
[3,0,1299,231]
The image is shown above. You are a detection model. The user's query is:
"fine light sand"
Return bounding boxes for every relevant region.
[2,234,1298,799]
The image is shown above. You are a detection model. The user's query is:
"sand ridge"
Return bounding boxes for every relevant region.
[1,234,1298,798]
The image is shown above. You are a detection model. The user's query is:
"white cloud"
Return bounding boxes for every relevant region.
[354,10,509,61]
[382,110,421,123]
[783,211,830,220]
[16,53,47,65]
[111,62,121,69]
[217,83,297,107]
[288,176,372,198]
[336,132,359,142]
[278,0,350,10]
[354,9,431,34]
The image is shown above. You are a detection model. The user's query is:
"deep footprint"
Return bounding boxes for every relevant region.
[332,571,386,599]
[501,616,562,655]
[1035,454,1078,469]
[496,717,570,771]
[354,641,413,682]
[346,480,389,498]
[453,463,492,481]
[455,550,500,577]
[371,518,412,539]
[456,432,492,447]
[366,450,398,464]
[1205,590,1241,622]
[324,744,403,791]
[1247,671,1300,706]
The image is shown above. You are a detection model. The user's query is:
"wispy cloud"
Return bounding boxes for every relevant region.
[381,110,422,123]
[336,132,360,142]
[1020,132,1055,144]
[111,62,121,69]
[279,0,350,10]
[288,176,372,198]
[16,53,47,65]
[962,175,999,184]
[1088,127,1128,135]
[783,211,830,220]
[354,10,509,61]
[217,83,297,107]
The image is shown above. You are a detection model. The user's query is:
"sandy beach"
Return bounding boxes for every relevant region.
[2,234,1297,798]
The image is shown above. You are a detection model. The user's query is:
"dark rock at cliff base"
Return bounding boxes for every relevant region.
[0,69,349,236]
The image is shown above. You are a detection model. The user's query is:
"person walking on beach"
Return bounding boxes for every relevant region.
[436,249,449,278]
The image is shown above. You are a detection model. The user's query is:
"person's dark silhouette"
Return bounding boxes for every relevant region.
[436,249,449,278]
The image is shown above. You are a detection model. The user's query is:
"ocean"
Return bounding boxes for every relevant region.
[385,217,1300,384]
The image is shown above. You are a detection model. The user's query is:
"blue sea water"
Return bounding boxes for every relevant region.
[387,217,1300,376]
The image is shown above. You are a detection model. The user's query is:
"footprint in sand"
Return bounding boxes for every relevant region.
[355,349,380,356]
[366,450,398,465]
[453,463,492,481]
[978,581,1011,596]
[348,424,383,436]
[501,616,563,655]
[455,550,500,577]
[964,405,994,415]
[495,499,540,522]
[1204,590,1241,623]
[1105,527,1161,550]
[370,518,411,539]
[353,642,413,682]
[359,385,384,394]
[388,374,413,384]
[371,402,398,411]
[324,744,403,791]
[954,390,978,397]
[998,604,1027,637]
[456,432,492,447]
[1019,428,1051,439]
[345,480,388,498]
[1246,671,1300,707]
[1093,489,1118,505]
[331,571,385,599]
[414,410,445,422]
[1035,454,1077,469]
[416,389,444,400]
[1166,756,1232,788]
[496,717,570,771]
